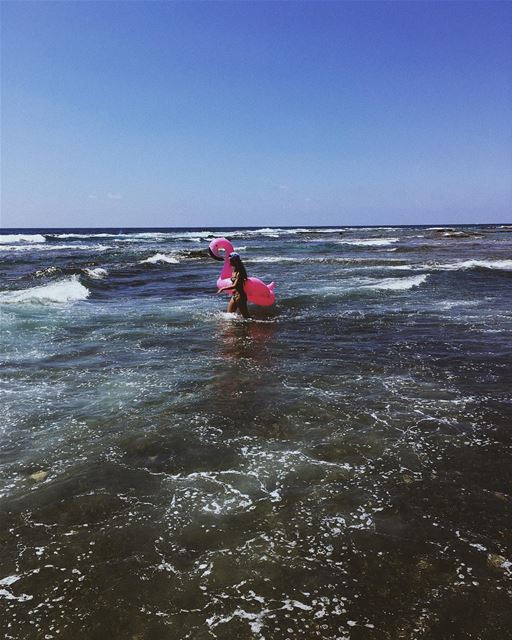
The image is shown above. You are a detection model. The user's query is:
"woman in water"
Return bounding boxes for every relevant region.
[217,252,250,319]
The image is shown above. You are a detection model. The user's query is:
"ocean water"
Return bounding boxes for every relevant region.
[0,224,511,640]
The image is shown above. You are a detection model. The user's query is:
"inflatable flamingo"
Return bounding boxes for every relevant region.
[208,238,276,306]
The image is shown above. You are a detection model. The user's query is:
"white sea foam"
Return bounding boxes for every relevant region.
[436,300,481,310]
[375,264,418,270]
[52,233,115,239]
[248,255,412,266]
[50,230,211,242]
[351,226,398,231]
[362,274,429,291]
[140,253,180,264]
[338,237,400,247]
[167,231,213,240]
[0,233,46,243]
[117,230,210,241]
[84,267,108,279]
[438,259,512,271]
[0,276,90,304]
[268,227,343,235]
[225,227,339,238]
[0,589,33,602]
[0,243,111,252]
[247,256,302,263]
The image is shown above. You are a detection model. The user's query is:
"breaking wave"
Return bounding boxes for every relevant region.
[439,259,512,272]
[0,276,90,304]
[338,238,400,247]
[83,268,108,279]
[0,243,111,252]
[0,234,46,244]
[361,274,429,291]
[140,253,180,264]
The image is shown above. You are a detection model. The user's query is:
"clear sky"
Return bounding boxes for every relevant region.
[1,0,511,228]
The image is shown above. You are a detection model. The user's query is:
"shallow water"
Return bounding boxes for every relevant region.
[1,225,511,639]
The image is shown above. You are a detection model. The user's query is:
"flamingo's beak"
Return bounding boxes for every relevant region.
[208,247,224,262]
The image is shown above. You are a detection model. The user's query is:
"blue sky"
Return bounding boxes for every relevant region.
[1,1,511,228]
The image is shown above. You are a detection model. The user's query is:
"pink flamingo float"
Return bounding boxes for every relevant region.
[208,238,276,306]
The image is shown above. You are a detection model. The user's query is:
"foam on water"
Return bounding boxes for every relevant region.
[51,233,116,239]
[247,256,304,263]
[226,227,337,238]
[0,276,90,304]
[439,259,512,271]
[83,268,108,279]
[0,243,112,252]
[140,253,180,264]
[338,237,400,246]
[0,233,46,243]
[362,274,429,290]
[435,300,481,310]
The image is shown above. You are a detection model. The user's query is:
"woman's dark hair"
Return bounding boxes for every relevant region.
[229,253,248,281]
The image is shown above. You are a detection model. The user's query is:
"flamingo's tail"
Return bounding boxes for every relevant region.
[268,282,275,292]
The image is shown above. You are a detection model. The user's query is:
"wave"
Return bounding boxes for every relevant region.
[0,243,111,252]
[438,259,512,272]
[247,256,412,266]
[350,226,399,231]
[40,228,350,248]
[84,267,108,279]
[247,256,303,263]
[361,274,429,291]
[140,253,180,264]
[217,227,343,239]
[435,300,480,310]
[246,256,511,275]
[0,234,46,244]
[286,227,342,234]
[51,233,115,239]
[298,273,430,298]
[49,230,213,242]
[0,276,90,304]
[337,238,400,247]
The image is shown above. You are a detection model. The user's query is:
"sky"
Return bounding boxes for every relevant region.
[1,0,511,228]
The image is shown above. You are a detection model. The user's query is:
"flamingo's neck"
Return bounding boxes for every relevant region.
[220,257,233,280]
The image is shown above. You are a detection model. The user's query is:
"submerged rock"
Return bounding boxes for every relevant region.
[402,472,415,485]
[179,249,209,259]
[487,553,507,570]
[29,470,48,482]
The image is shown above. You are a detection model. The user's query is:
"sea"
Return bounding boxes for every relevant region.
[1,224,511,640]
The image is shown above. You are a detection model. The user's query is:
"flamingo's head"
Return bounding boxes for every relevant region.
[208,237,235,262]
